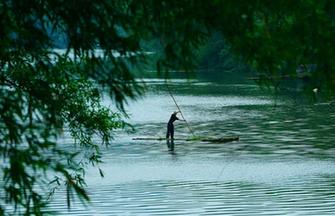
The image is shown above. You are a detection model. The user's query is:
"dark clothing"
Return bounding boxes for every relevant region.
[166,113,179,139]
[166,122,174,139]
[168,113,179,124]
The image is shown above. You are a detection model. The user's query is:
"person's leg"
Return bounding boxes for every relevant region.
[166,123,170,139]
[171,124,174,139]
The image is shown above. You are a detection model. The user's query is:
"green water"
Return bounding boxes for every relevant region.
[49,79,335,215]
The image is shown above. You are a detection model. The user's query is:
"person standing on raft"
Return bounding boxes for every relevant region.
[166,111,185,140]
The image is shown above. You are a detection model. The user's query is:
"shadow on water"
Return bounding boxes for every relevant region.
[166,139,175,152]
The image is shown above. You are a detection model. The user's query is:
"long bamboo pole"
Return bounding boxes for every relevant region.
[166,82,195,137]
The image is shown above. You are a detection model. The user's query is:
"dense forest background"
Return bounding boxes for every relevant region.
[50,30,250,81]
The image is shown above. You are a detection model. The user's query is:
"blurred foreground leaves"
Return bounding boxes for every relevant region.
[1,0,335,214]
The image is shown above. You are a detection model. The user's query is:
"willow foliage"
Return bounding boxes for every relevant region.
[0,0,209,215]
[1,0,335,215]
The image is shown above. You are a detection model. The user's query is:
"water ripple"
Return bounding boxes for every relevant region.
[45,81,335,215]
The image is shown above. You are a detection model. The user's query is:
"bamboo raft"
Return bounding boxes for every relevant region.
[132,136,239,143]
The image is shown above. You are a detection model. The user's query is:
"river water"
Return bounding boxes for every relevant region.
[50,78,335,215]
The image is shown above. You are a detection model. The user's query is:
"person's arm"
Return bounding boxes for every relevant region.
[176,111,186,121]
[177,116,186,121]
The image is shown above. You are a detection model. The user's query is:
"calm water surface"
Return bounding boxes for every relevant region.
[51,79,335,215]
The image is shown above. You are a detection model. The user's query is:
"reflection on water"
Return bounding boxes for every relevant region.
[48,79,335,215]
[166,139,175,152]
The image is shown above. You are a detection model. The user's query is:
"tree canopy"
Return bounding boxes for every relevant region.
[1,0,335,214]
[213,0,335,96]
